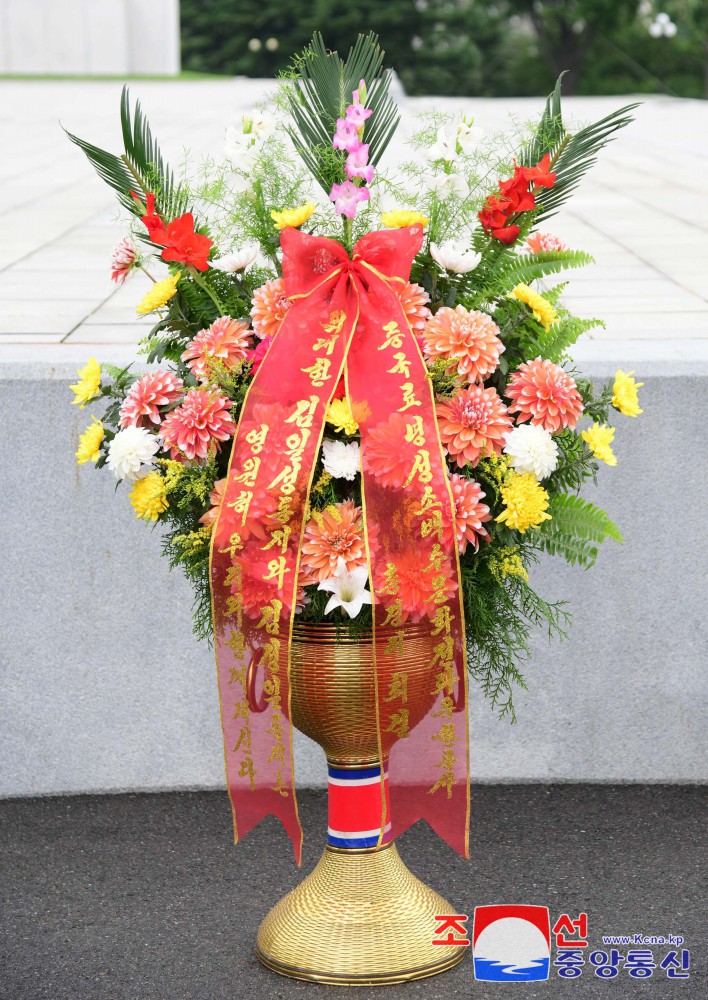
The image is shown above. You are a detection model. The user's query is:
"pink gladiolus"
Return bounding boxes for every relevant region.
[346,92,372,129]
[345,143,374,184]
[329,181,370,219]
[332,118,361,152]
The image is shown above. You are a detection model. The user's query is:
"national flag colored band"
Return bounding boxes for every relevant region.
[327,763,392,849]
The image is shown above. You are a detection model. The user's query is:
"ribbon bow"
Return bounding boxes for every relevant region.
[211,225,469,864]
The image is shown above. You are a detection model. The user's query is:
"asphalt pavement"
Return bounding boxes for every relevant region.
[0,785,704,999]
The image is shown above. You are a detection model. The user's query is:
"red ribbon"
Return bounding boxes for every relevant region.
[211,225,470,864]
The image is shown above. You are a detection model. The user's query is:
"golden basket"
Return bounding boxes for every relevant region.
[255,622,468,985]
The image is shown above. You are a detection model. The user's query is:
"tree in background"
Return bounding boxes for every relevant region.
[511,0,640,93]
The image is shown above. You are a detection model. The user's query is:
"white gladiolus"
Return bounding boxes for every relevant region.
[430,241,480,274]
[430,171,468,200]
[456,120,485,153]
[318,557,373,619]
[427,128,457,162]
[210,247,259,273]
[503,424,559,480]
[107,426,160,481]
[321,438,360,481]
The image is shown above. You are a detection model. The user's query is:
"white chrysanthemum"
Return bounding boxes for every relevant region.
[430,241,480,274]
[322,438,360,481]
[503,424,559,480]
[210,247,258,273]
[107,426,160,481]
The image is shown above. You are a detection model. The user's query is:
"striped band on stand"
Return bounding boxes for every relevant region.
[327,763,392,849]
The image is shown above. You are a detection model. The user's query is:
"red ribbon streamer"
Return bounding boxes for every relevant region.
[211,225,470,864]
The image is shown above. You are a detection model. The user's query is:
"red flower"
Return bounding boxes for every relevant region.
[520,153,556,189]
[131,190,213,271]
[478,155,556,244]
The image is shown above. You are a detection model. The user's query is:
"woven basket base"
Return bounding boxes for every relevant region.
[256,842,468,985]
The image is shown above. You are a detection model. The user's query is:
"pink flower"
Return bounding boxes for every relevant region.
[436,384,512,468]
[110,237,138,285]
[346,86,372,129]
[397,282,431,333]
[247,336,272,376]
[329,181,370,219]
[119,370,184,428]
[506,357,584,433]
[422,305,504,383]
[160,388,236,462]
[250,277,291,339]
[447,475,491,553]
[526,232,568,254]
[181,316,252,382]
[332,118,361,152]
[345,142,374,184]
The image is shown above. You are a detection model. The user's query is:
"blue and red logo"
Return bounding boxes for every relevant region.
[473,905,551,981]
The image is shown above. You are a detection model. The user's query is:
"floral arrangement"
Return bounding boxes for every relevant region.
[68,34,640,719]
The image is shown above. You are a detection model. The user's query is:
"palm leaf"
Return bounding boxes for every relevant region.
[286,32,400,194]
[519,74,638,223]
[65,86,188,220]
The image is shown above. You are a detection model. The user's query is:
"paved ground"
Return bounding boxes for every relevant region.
[1,786,705,999]
[0,81,706,366]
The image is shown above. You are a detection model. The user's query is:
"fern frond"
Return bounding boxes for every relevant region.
[534,494,622,568]
[536,315,605,362]
[476,250,594,301]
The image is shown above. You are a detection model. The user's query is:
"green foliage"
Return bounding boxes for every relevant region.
[65,87,188,223]
[282,32,399,195]
[462,560,571,721]
[478,249,594,297]
[533,494,622,568]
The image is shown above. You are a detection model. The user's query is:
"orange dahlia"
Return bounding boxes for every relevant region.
[362,411,425,489]
[160,388,236,462]
[374,549,457,623]
[119,370,184,428]
[422,305,504,383]
[396,281,431,333]
[301,500,366,582]
[182,316,253,382]
[506,357,584,433]
[436,385,512,468]
[251,277,291,339]
[198,477,226,527]
[447,474,492,553]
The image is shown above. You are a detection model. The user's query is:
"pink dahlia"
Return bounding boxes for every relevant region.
[160,388,236,461]
[506,357,584,433]
[119,370,184,428]
[422,305,504,383]
[526,232,568,254]
[251,278,291,339]
[182,316,253,382]
[397,282,431,333]
[110,237,138,285]
[301,500,366,582]
[436,384,512,468]
[247,335,272,376]
[447,475,491,553]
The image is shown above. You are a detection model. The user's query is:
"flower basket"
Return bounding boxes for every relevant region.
[67,32,642,984]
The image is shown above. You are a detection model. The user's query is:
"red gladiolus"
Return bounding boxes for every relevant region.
[478,154,556,244]
[131,190,213,272]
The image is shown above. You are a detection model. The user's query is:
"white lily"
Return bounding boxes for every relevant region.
[430,241,480,275]
[430,171,468,200]
[456,120,485,153]
[210,247,259,273]
[318,557,372,619]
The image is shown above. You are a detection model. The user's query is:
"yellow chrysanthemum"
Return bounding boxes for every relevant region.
[325,397,359,435]
[271,201,315,230]
[75,417,104,465]
[581,423,617,467]
[136,273,180,316]
[380,211,429,229]
[496,472,552,533]
[510,283,557,331]
[612,369,643,417]
[129,472,169,521]
[70,357,102,408]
